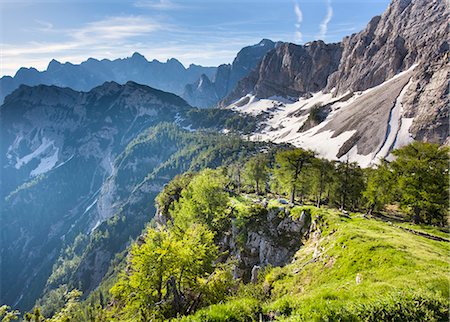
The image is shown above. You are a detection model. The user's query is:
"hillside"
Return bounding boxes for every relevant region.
[6,141,445,321]
[0,82,263,310]
[185,205,449,321]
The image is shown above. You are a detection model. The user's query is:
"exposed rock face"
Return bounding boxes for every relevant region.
[321,68,415,157]
[182,39,278,108]
[225,0,448,160]
[182,74,219,108]
[0,53,216,103]
[325,0,449,143]
[220,41,342,107]
[401,54,449,143]
[227,207,311,281]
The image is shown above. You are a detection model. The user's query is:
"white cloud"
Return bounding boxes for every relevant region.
[0,15,167,76]
[294,3,303,24]
[134,0,179,10]
[318,0,333,40]
[34,20,53,31]
[72,16,163,42]
[294,2,303,43]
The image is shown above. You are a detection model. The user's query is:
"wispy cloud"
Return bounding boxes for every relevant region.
[294,2,303,43]
[1,15,168,75]
[134,0,180,10]
[318,0,333,40]
[34,19,53,31]
[72,16,163,41]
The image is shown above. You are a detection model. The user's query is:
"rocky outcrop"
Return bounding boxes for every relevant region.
[220,41,342,107]
[325,0,449,144]
[226,206,312,281]
[182,39,279,108]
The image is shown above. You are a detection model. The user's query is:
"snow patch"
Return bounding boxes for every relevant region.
[30,147,59,177]
[228,65,419,167]
[15,138,54,169]
[393,118,414,149]
[84,198,98,215]
[373,78,413,163]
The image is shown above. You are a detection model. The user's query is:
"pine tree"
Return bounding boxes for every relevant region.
[274,149,316,204]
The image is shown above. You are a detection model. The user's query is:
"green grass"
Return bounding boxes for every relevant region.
[179,298,261,322]
[182,205,449,321]
[397,222,450,240]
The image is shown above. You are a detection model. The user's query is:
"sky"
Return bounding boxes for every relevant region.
[0,0,390,77]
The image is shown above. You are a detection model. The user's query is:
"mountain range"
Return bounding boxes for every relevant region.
[0,0,448,313]
[0,54,216,104]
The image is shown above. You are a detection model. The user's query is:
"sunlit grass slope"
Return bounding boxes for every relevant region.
[182,205,449,321]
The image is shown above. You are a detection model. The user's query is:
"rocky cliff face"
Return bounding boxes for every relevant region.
[0,53,216,104]
[220,41,343,107]
[224,0,448,163]
[182,39,279,108]
[227,206,311,281]
[324,0,448,144]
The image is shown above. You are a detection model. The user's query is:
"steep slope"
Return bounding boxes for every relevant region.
[224,0,448,165]
[325,0,448,143]
[39,125,269,306]
[182,39,279,108]
[0,82,192,309]
[184,206,449,321]
[220,41,342,107]
[0,53,216,103]
[0,82,262,310]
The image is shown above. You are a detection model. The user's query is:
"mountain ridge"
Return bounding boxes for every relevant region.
[0,54,216,104]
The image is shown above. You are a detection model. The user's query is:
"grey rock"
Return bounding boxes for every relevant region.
[220,41,342,106]
[325,0,449,143]
[183,39,278,108]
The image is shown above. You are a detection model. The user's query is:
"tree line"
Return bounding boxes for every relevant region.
[230,141,448,225]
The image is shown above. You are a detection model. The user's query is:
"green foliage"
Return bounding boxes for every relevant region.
[172,169,230,232]
[260,207,449,321]
[391,142,449,224]
[309,158,335,207]
[268,290,449,322]
[243,154,269,194]
[156,172,195,215]
[332,160,365,210]
[273,148,316,204]
[0,305,20,322]
[27,142,450,321]
[46,290,84,322]
[362,161,395,213]
[298,104,330,132]
[110,224,218,320]
[185,108,260,134]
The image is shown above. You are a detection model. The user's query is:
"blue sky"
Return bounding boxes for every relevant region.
[0,0,390,76]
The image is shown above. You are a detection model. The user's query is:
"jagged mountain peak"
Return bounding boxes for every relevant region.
[220,40,343,106]
[130,52,147,62]
[182,39,278,108]
[222,0,448,165]
[0,54,216,104]
[47,58,62,71]
[257,38,275,47]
